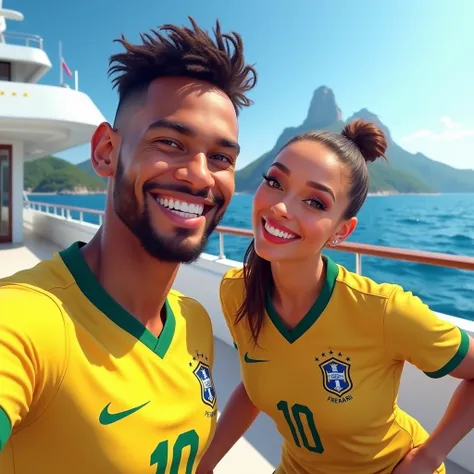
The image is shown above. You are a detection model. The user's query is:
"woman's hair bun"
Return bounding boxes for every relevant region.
[341,119,388,163]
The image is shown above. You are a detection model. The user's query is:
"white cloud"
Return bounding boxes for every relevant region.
[399,117,474,169]
[440,116,462,130]
[401,117,474,143]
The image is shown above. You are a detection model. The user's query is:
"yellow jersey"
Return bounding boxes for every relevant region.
[0,242,217,474]
[220,256,469,474]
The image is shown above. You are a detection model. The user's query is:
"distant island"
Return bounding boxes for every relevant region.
[25,85,474,195]
[24,156,106,194]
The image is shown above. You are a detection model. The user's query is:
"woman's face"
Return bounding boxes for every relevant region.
[252,139,357,263]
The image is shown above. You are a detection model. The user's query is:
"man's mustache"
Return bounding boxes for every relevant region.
[143,182,225,208]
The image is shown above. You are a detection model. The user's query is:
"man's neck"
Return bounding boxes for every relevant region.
[81,227,179,337]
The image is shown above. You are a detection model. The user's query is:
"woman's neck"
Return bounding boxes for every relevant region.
[270,254,327,327]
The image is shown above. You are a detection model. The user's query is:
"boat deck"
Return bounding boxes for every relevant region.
[0,229,471,474]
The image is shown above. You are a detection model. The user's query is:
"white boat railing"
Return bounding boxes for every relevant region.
[3,31,43,49]
[28,200,105,225]
[26,200,474,275]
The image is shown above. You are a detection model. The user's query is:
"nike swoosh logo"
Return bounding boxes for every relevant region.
[244,352,269,364]
[99,401,150,425]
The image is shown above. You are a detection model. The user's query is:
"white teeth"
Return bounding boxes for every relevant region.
[264,220,296,240]
[157,197,204,217]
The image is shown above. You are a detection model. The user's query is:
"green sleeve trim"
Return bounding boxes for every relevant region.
[0,406,12,452]
[233,342,238,350]
[425,328,470,379]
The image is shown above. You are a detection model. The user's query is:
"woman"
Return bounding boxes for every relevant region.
[198,120,474,474]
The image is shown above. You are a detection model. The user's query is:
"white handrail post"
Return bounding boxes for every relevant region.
[219,233,226,259]
[355,253,362,275]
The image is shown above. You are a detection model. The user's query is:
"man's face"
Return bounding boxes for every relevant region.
[95,77,239,263]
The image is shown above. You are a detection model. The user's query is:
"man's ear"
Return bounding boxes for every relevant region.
[90,122,120,178]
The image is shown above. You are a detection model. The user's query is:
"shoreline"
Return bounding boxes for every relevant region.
[25,191,106,196]
[25,191,444,197]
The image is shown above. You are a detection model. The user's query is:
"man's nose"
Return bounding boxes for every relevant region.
[174,153,215,190]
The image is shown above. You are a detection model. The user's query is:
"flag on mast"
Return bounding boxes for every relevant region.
[61,57,72,78]
[58,41,72,86]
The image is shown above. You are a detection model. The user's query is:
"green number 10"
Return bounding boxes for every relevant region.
[150,429,199,474]
[277,400,324,453]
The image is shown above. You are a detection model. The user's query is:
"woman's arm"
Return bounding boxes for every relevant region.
[393,337,474,473]
[383,288,474,472]
[415,340,474,468]
[197,382,261,472]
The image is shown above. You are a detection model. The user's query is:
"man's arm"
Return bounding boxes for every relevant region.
[0,285,67,450]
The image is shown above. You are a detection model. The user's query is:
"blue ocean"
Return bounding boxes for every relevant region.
[28,193,474,321]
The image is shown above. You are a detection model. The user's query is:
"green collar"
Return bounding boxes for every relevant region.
[59,242,176,358]
[266,256,339,343]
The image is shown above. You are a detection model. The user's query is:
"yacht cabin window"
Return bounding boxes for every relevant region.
[0,62,11,81]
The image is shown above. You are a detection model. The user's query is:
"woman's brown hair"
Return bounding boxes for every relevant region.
[235,119,388,344]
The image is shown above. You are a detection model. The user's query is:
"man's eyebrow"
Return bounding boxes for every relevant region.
[146,119,240,154]
[146,119,195,136]
[218,138,240,154]
[269,162,336,201]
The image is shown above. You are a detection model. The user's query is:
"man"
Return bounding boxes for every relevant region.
[0,17,257,473]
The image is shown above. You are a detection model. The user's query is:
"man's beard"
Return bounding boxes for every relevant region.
[112,158,225,264]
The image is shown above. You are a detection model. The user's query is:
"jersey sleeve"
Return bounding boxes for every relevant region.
[383,286,469,378]
[0,285,68,451]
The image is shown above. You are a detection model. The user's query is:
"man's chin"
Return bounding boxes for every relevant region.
[139,232,209,264]
[169,238,208,264]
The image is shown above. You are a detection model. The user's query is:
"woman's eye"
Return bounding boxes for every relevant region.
[304,198,327,211]
[262,173,281,189]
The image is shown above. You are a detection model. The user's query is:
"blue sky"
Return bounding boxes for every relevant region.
[7,0,474,170]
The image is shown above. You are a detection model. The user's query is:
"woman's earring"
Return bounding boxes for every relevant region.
[332,239,338,245]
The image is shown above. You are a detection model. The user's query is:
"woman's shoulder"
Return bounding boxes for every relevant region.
[222,266,244,282]
[219,267,246,325]
[335,262,401,301]
[220,266,245,298]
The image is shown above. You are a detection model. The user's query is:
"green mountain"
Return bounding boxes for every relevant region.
[76,159,107,183]
[235,86,474,194]
[347,108,474,193]
[24,156,107,193]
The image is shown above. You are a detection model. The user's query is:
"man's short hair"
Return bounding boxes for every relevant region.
[108,16,258,122]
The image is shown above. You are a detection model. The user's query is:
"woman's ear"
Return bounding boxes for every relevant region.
[330,217,358,246]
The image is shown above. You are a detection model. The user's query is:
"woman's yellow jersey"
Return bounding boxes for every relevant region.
[220,256,469,474]
[0,242,217,473]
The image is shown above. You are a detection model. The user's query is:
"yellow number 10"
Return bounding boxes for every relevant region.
[150,429,200,474]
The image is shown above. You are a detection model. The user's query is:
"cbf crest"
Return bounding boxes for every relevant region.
[319,357,353,397]
[193,361,217,409]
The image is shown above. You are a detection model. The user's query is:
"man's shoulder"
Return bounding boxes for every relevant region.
[0,255,72,325]
[0,252,73,293]
[0,283,67,347]
[168,288,209,318]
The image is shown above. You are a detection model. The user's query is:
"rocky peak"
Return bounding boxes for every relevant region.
[303,86,343,129]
